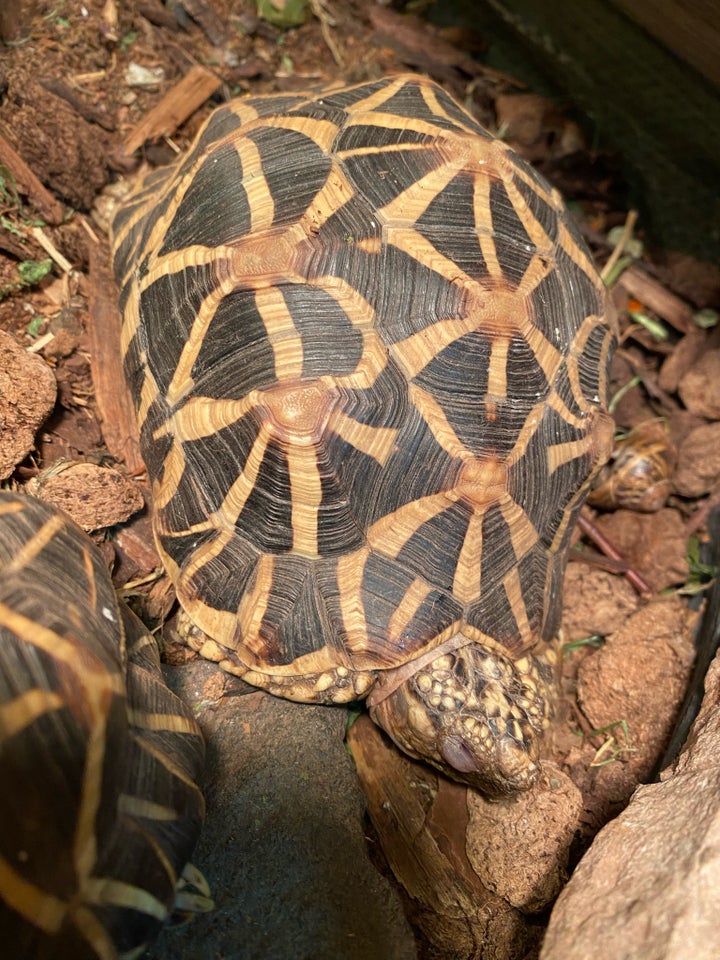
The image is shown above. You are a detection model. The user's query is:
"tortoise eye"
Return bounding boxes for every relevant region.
[439,734,479,774]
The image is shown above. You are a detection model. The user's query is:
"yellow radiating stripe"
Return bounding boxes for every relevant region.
[390,315,479,380]
[406,384,470,460]
[343,75,413,115]
[255,287,304,380]
[287,444,322,557]
[557,219,604,287]
[166,278,237,407]
[503,175,556,258]
[169,392,258,443]
[309,273,376,329]
[234,136,275,232]
[333,330,388,390]
[388,227,479,295]
[327,408,397,466]
[503,566,532,644]
[71,905,119,960]
[300,165,359,234]
[0,499,24,518]
[2,513,65,575]
[150,438,187,512]
[473,173,502,280]
[505,154,557,208]
[0,856,66,932]
[388,577,433,643]
[139,244,238,303]
[485,336,509,400]
[265,115,340,154]
[131,730,206,799]
[368,491,451,558]
[0,688,65,738]
[238,553,274,650]
[74,715,108,882]
[83,877,168,920]
[126,708,199,736]
[214,423,272,528]
[546,388,590,430]
[336,141,433,160]
[336,546,370,654]
[379,161,461,226]
[547,434,593,474]
[566,311,616,409]
[0,604,124,694]
[420,82,480,137]
[500,499,539,563]
[119,280,142,362]
[453,511,484,605]
[520,322,563,386]
[118,794,182,821]
[175,529,234,600]
[82,544,98,614]
[136,364,160,432]
[345,111,463,142]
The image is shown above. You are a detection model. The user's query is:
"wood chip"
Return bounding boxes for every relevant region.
[87,239,144,473]
[178,0,231,45]
[619,263,695,334]
[0,132,65,225]
[119,64,222,158]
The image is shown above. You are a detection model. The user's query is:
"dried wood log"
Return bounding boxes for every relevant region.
[619,263,695,334]
[119,64,222,159]
[87,240,144,474]
[0,132,64,225]
[40,78,116,131]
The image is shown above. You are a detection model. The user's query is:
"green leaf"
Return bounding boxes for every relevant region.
[694,308,719,330]
[256,0,309,28]
[628,310,668,340]
[27,316,44,337]
[17,258,53,286]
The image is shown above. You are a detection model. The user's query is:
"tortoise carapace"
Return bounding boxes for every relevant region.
[112,74,616,798]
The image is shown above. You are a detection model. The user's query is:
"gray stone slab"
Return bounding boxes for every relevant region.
[146,662,416,960]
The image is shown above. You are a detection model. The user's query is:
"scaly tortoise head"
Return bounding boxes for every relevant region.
[112,74,616,797]
[0,492,205,957]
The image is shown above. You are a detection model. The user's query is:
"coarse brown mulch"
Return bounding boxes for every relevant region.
[1,2,720,958]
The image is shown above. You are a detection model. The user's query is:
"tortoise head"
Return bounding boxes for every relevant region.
[368,636,558,799]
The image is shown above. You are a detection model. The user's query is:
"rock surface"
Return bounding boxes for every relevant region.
[146,662,416,960]
[541,649,720,960]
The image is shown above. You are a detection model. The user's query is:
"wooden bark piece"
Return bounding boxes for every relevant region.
[347,715,544,959]
[619,264,694,334]
[0,132,65,226]
[120,65,222,158]
[87,240,144,474]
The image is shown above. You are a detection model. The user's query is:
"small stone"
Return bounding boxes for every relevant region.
[26,460,144,530]
[678,347,720,418]
[0,331,56,480]
[673,421,720,498]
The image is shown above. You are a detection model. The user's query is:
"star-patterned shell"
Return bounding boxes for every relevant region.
[112,74,615,695]
[0,492,205,958]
